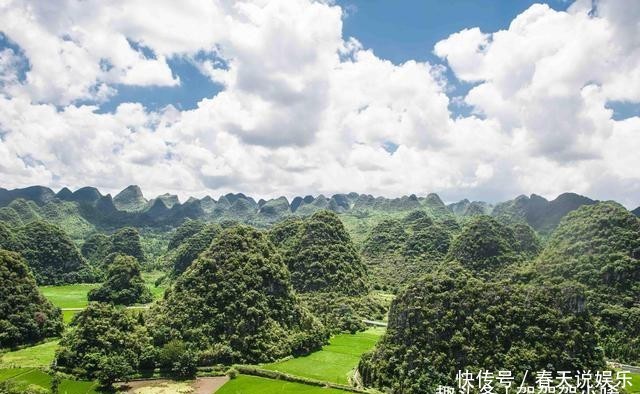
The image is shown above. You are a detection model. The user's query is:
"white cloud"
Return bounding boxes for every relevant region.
[0,0,639,207]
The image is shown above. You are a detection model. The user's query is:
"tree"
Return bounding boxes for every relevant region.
[0,221,18,251]
[167,219,206,251]
[15,220,93,284]
[510,222,541,258]
[446,215,521,275]
[158,339,198,379]
[169,223,221,276]
[535,202,640,363]
[283,210,369,295]
[55,303,153,380]
[359,269,605,394]
[149,225,327,364]
[403,224,451,260]
[88,255,152,305]
[0,249,63,347]
[80,233,111,264]
[108,227,145,263]
[362,219,407,257]
[96,354,135,388]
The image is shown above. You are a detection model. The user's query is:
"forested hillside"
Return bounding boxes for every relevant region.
[534,202,640,362]
[0,250,64,347]
[149,225,327,364]
[359,270,605,394]
[1,185,638,393]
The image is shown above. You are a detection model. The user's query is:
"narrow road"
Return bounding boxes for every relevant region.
[362,319,387,327]
[61,305,151,311]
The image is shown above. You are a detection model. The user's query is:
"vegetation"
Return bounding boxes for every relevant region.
[40,284,98,309]
[168,223,222,275]
[269,212,380,331]
[0,340,58,368]
[534,202,640,363]
[0,368,98,394]
[358,270,605,394]
[217,375,348,394]
[492,192,595,233]
[106,227,145,264]
[80,233,110,264]
[149,225,328,364]
[446,215,521,275]
[0,222,18,251]
[263,327,384,385]
[2,185,638,393]
[276,211,369,296]
[14,221,94,285]
[55,303,154,386]
[300,293,387,334]
[361,219,407,257]
[0,250,63,348]
[360,210,454,291]
[167,219,206,250]
[87,255,152,305]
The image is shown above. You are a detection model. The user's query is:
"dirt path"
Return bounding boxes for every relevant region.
[193,377,229,393]
[117,376,229,394]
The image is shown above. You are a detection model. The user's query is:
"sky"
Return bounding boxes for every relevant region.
[0,0,639,207]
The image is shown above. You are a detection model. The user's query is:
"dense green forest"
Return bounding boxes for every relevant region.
[533,202,640,363]
[0,185,638,393]
[87,255,152,305]
[0,250,63,348]
[148,225,327,364]
[358,270,605,393]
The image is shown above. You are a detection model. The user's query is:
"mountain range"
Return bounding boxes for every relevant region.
[0,185,637,234]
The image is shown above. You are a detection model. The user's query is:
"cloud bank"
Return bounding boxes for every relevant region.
[0,0,638,206]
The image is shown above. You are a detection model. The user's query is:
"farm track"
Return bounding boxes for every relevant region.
[60,305,151,311]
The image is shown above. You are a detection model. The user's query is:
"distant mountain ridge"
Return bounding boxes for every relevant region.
[0,185,628,234]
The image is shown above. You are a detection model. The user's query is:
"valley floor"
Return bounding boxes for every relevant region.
[1,280,386,394]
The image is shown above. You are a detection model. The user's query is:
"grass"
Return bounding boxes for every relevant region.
[38,270,166,319]
[142,270,168,300]
[262,327,385,385]
[628,372,640,393]
[63,309,81,324]
[40,284,98,309]
[217,375,348,394]
[0,368,98,393]
[0,340,58,368]
[0,368,31,380]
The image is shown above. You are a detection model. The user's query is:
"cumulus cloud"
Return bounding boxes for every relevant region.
[0,0,639,207]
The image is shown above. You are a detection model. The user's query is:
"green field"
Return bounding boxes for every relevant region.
[40,284,98,309]
[0,368,98,393]
[63,309,81,324]
[629,372,640,393]
[262,327,385,385]
[217,375,347,394]
[0,340,58,368]
[39,271,166,315]
[141,270,168,300]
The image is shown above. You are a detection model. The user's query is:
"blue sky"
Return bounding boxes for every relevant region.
[86,0,638,123]
[0,0,639,206]
[94,1,572,115]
